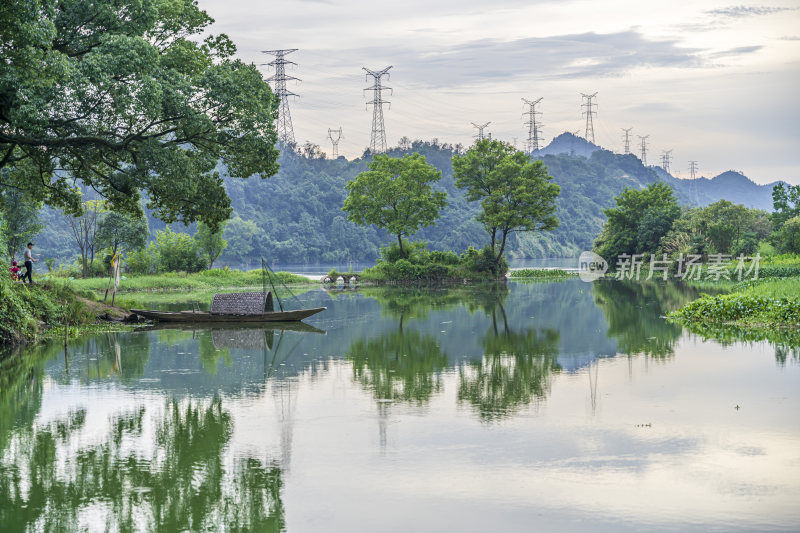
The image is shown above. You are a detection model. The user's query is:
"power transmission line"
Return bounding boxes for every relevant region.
[638,135,649,165]
[621,127,633,155]
[660,150,673,173]
[363,66,392,153]
[581,92,598,144]
[471,122,491,141]
[327,127,343,158]
[262,49,300,145]
[522,97,543,153]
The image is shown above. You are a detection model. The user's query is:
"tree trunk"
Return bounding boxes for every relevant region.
[495,230,509,267]
[397,234,405,258]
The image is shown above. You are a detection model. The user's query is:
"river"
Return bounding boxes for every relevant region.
[1,279,798,532]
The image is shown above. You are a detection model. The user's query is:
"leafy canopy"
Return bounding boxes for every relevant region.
[96,210,149,257]
[0,0,279,231]
[771,183,800,229]
[594,182,680,260]
[195,221,227,269]
[343,153,447,257]
[453,140,560,263]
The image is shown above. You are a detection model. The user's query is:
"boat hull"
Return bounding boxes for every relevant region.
[131,307,326,323]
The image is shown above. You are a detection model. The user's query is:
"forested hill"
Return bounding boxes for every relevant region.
[210,136,780,263]
[36,136,782,265]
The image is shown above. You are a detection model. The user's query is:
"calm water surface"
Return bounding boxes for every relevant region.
[1,280,798,532]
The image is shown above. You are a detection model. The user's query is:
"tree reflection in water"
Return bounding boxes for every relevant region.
[458,302,561,421]
[0,397,285,532]
[592,280,695,358]
[347,329,449,405]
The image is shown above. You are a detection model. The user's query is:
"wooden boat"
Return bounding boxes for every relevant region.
[131,291,325,324]
[130,307,326,324]
[136,321,326,335]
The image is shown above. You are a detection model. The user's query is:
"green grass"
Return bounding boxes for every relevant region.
[738,278,800,298]
[669,276,800,329]
[508,268,577,280]
[113,286,314,311]
[60,269,313,293]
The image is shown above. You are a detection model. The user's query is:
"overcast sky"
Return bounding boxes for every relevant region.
[200,0,800,184]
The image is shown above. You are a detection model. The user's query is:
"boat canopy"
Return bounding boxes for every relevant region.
[210,292,274,315]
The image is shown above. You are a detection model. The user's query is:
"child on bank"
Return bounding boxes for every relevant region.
[10,260,21,281]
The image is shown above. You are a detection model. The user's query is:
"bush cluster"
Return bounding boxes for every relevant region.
[360,241,507,282]
[127,227,206,275]
[671,293,800,327]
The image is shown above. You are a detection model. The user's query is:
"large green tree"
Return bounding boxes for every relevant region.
[453,140,560,265]
[223,216,260,264]
[343,153,446,258]
[658,201,769,258]
[96,210,149,259]
[771,183,800,229]
[594,181,680,261]
[195,221,227,269]
[0,0,279,231]
[776,216,800,254]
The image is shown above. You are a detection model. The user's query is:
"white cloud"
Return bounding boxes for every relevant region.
[199,0,800,183]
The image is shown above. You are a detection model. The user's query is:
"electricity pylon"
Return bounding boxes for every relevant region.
[638,135,650,165]
[689,160,699,180]
[522,97,543,153]
[327,127,343,158]
[471,122,491,141]
[363,66,392,153]
[689,161,700,205]
[262,49,300,145]
[660,150,673,173]
[622,128,633,155]
[581,92,597,144]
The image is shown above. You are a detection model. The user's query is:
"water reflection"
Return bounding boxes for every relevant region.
[347,329,449,404]
[356,283,509,322]
[1,280,799,532]
[592,280,692,358]
[458,302,561,421]
[0,398,285,531]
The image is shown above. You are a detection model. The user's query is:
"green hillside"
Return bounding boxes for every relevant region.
[31,135,782,266]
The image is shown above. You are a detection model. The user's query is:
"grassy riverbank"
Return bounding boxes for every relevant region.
[58,268,313,293]
[0,278,129,345]
[670,267,800,330]
[1,268,316,345]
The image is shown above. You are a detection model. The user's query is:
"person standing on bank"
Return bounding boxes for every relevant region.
[22,242,37,284]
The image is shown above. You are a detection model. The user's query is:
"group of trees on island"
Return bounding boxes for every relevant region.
[341,140,560,278]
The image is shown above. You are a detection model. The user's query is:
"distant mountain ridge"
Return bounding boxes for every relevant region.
[538,132,780,211]
[34,134,788,263]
